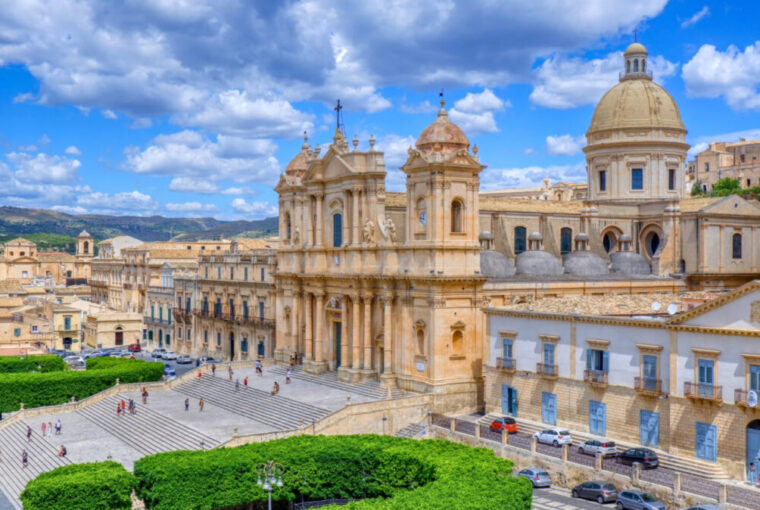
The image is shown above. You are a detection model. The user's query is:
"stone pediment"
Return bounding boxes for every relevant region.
[303,146,354,183]
[696,195,760,216]
[8,256,38,263]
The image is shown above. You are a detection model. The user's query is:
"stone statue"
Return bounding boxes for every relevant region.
[363,220,375,243]
[384,217,397,243]
[293,226,301,245]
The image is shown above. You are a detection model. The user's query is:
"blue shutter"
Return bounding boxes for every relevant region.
[333,214,342,248]
[542,392,557,425]
[696,422,717,462]
[602,351,610,372]
[589,401,606,436]
[586,349,592,370]
[640,410,659,447]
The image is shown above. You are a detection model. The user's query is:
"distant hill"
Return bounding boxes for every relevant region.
[0,206,279,251]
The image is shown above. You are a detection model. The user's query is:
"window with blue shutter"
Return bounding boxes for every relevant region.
[586,349,608,372]
[560,228,572,255]
[640,410,659,447]
[696,422,717,462]
[642,355,658,391]
[333,213,343,248]
[542,392,557,425]
[543,343,555,366]
[589,400,606,436]
[514,227,527,255]
[698,359,715,398]
[631,168,643,190]
[750,365,760,392]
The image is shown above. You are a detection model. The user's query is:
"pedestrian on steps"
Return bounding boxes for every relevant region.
[26,425,31,442]
[117,403,121,417]
[289,355,295,370]
[211,363,216,377]
[55,419,62,435]
[286,369,291,384]
[199,397,205,412]
[255,359,262,376]
[243,376,248,389]
[47,421,53,437]
[228,366,233,381]
[21,449,28,468]
[198,370,202,379]
[184,398,189,411]
[58,445,67,458]
[235,379,240,391]
[120,400,126,413]
[271,381,279,396]
[142,389,148,405]
[41,422,46,437]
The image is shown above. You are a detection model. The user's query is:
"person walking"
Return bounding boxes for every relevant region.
[235,379,240,391]
[255,359,262,376]
[41,422,46,437]
[21,449,28,468]
[198,370,202,379]
[117,403,122,417]
[120,400,126,413]
[184,398,190,411]
[286,369,291,384]
[142,389,148,405]
[47,421,53,437]
[228,366,233,381]
[211,363,216,377]
[26,425,31,442]
[243,376,248,389]
[199,397,205,412]
[55,419,62,435]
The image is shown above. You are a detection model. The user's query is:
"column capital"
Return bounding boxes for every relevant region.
[315,191,325,200]
[381,293,394,304]
[361,292,374,302]
[352,184,363,193]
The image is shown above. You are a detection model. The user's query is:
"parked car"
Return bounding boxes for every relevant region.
[162,351,178,360]
[197,355,221,365]
[489,417,518,434]
[616,448,659,468]
[65,356,86,367]
[163,367,177,380]
[533,428,572,447]
[517,467,551,488]
[679,506,719,510]
[572,481,618,504]
[128,343,141,352]
[578,438,617,457]
[616,490,666,510]
[151,348,166,358]
[176,354,193,364]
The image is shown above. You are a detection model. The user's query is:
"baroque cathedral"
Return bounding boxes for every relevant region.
[275,43,760,411]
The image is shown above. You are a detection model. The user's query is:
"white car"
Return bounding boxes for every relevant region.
[578,438,617,457]
[65,356,86,367]
[162,351,178,360]
[533,428,573,447]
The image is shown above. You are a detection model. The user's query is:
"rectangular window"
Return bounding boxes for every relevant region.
[631,168,643,190]
[749,365,760,392]
[640,410,660,447]
[142,329,147,340]
[217,266,222,279]
[13,328,21,337]
[31,325,37,333]
[543,343,555,366]
[204,265,209,278]
[261,267,265,281]
[159,307,163,321]
[698,359,715,397]
[186,297,191,313]
[589,400,606,436]
[642,355,658,391]
[586,349,609,372]
[244,267,249,281]
[243,300,249,320]
[167,308,171,325]
[599,170,607,191]
[502,337,513,359]
[258,300,265,320]
[216,332,221,346]
[151,305,155,320]
[64,316,72,330]
[705,162,710,172]
[178,327,182,339]
[541,392,557,425]
[203,330,208,344]
[187,329,191,340]
[696,422,717,462]
[230,267,234,280]
[165,334,170,346]
[229,298,235,319]
[668,169,675,190]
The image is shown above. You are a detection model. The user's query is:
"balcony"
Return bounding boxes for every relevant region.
[684,382,723,403]
[584,369,608,386]
[734,389,758,407]
[537,363,558,379]
[496,357,516,372]
[634,377,664,396]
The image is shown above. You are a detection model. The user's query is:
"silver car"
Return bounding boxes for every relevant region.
[578,438,617,457]
[680,506,719,510]
[616,490,666,510]
[517,467,551,488]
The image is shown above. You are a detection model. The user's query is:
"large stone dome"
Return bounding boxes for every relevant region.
[480,250,516,279]
[416,99,469,153]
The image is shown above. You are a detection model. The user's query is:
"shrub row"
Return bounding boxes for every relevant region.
[132,435,532,510]
[20,461,134,510]
[0,354,66,373]
[0,357,163,413]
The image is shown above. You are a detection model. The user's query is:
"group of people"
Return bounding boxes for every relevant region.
[116,399,137,416]
[17,419,65,468]
[184,397,205,412]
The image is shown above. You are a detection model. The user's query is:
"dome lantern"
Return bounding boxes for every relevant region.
[621,42,651,81]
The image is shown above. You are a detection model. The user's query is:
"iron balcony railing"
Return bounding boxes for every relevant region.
[584,369,608,385]
[634,377,663,395]
[684,381,722,402]
[496,357,515,371]
[537,363,558,378]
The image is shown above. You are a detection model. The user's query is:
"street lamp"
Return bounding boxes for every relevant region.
[255,460,284,510]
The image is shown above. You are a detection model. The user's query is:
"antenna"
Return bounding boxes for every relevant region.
[634,27,638,43]
[334,99,346,137]
[667,304,678,315]
[651,301,661,312]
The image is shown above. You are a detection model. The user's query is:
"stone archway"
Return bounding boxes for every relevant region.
[639,224,665,260]
[747,419,760,478]
[600,226,623,254]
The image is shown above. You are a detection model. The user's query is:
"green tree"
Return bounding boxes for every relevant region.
[711,177,741,197]
[690,179,704,197]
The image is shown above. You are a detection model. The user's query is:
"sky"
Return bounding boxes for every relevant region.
[0,0,759,220]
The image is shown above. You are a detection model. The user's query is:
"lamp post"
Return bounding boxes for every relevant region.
[255,460,283,510]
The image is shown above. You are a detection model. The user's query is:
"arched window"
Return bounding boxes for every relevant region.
[633,59,639,72]
[645,232,660,257]
[241,337,248,353]
[452,330,463,355]
[285,213,292,241]
[416,198,427,229]
[603,232,617,253]
[333,213,343,247]
[626,60,631,73]
[83,241,89,254]
[416,328,425,355]
[642,59,646,72]
[732,233,742,259]
[560,228,572,254]
[514,226,527,255]
[451,199,463,233]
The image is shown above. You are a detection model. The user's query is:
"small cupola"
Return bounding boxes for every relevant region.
[621,42,651,81]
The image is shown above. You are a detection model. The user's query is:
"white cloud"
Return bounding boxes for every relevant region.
[687,128,760,159]
[682,42,760,111]
[681,6,709,28]
[481,162,586,190]
[449,89,509,135]
[375,134,416,192]
[64,145,82,156]
[221,186,256,195]
[37,134,51,147]
[7,152,80,183]
[231,198,278,219]
[130,118,153,129]
[168,177,220,194]
[17,145,37,152]
[546,134,586,156]
[523,147,536,155]
[75,190,159,215]
[400,101,437,114]
[531,51,678,109]
[165,202,217,213]
[101,109,118,119]
[123,130,280,184]
[13,92,34,103]
[52,205,88,215]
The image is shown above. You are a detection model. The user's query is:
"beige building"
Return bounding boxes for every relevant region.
[0,231,93,284]
[481,178,587,201]
[0,300,51,355]
[688,139,760,191]
[83,308,143,349]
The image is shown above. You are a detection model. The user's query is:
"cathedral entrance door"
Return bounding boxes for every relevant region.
[334,321,342,368]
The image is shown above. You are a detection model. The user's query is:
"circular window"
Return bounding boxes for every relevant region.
[645,232,660,257]
[603,232,617,253]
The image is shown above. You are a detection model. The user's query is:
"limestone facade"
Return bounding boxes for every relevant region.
[0,231,93,284]
[688,139,760,191]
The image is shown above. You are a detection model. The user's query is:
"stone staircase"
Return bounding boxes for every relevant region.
[478,413,728,480]
[77,396,220,456]
[394,420,428,439]
[173,376,331,430]
[0,421,71,509]
[268,366,406,400]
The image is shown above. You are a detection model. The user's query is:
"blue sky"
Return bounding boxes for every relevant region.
[0,0,758,220]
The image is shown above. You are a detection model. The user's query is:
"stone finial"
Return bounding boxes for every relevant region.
[472,144,478,155]
[369,134,376,151]
[314,145,322,157]
[352,135,359,151]
[407,146,413,156]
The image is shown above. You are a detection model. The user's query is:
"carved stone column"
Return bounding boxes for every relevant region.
[362,293,372,371]
[303,293,313,362]
[352,186,361,246]
[351,294,361,370]
[340,297,349,368]
[314,292,324,363]
[381,292,396,387]
[315,192,324,247]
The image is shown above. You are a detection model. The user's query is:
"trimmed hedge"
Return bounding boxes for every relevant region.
[134,435,532,510]
[0,357,163,413]
[20,461,134,510]
[0,355,66,373]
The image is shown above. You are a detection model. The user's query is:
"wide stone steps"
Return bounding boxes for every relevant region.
[268,366,406,400]
[173,376,330,430]
[76,396,220,456]
[0,420,71,509]
[394,421,427,439]
[478,413,728,480]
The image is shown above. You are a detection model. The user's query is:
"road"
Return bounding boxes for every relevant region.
[133,350,198,377]
[532,487,610,510]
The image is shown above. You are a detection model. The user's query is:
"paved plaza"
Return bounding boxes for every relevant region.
[0,364,395,509]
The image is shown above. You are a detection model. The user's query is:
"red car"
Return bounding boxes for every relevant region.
[127,344,141,352]
[489,417,518,434]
